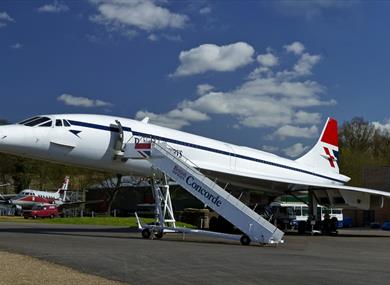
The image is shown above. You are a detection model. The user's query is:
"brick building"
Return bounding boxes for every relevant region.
[343,166,390,226]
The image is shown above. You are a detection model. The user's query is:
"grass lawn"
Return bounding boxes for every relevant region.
[0,216,194,228]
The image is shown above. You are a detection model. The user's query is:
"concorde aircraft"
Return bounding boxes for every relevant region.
[0,114,389,214]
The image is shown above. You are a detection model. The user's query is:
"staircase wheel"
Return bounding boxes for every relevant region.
[141,228,151,239]
[240,235,251,246]
[154,231,164,239]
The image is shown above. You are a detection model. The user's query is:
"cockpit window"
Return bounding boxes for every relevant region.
[24,118,43,126]
[56,119,62,127]
[63,120,71,127]
[18,116,40,125]
[24,117,51,127]
[39,120,52,127]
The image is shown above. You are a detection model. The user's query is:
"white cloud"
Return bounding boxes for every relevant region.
[197,84,214,96]
[172,42,254,76]
[147,33,182,42]
[293,111,321,125]
[199,7,211,15]
[271,125,319,139]
[10,43,22,49]
[248,66,270,79]
[90,0,188,32]
[250,45,321,81]
[136,42,334,138]
[135,108,209,130]
[0,11,14,22]
[180,79,327,122]
[282,143,309,158]
[284,41,305,55]
[57,94,113,108]
[142,74,330,131]
[261,145,279,153]
[293,53,321,76]
[257,53,278,67]
[277,52,321,80]
[148,34,158,41]
[249,52,279,79]
[0,11,14,28]
[38,1,69,13]
[372,120,390,133]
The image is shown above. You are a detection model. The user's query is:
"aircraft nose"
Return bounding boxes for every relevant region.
[0,125,26,151]
[0,124,50,155]
[0,126,7,143]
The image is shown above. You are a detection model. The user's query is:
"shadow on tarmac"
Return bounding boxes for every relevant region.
[0,224,246,246]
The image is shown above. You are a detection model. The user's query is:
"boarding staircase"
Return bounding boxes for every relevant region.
[126,142,284,245]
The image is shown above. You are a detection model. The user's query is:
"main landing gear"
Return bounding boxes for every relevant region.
[141,228,164,239]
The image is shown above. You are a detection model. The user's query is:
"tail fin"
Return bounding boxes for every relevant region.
[296,118,339,173]
[57,176,70,201]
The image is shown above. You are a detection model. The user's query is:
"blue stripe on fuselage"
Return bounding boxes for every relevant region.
[68,120,345,184]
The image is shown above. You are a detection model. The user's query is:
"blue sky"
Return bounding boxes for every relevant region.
[1,0,390,158]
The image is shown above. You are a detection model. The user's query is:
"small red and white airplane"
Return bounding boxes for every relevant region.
[0,176,69,210]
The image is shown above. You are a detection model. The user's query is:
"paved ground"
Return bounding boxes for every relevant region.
[1,222,390,285]
[0,251,125,285]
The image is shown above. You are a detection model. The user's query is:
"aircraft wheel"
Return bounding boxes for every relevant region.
[24,216,28,219]
[33,215,37,219]
[154,231,163,239]
[240,235,251,246]
[141,228,151,239]
[50,215,54,219]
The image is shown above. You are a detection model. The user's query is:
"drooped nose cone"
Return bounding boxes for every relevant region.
[0,125,10,146]
[0,124,48,156]
[0,125,6,139]
[0,125,25,153]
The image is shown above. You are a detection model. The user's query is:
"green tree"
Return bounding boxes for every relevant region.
[339,117,390,186]
[11,157,33,192]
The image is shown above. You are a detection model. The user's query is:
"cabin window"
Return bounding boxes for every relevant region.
[294,207,302,216]
[322,208,331,215]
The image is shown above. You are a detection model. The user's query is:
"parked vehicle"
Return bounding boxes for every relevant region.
[270,201,344,230]
[23,205,59,219]
[382,221,390,231]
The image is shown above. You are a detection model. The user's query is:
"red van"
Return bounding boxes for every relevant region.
[23,205,59,219]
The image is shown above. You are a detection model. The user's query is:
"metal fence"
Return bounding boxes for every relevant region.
[0,207,16,216]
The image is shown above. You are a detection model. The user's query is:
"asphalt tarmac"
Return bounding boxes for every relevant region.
[0,222,389,285]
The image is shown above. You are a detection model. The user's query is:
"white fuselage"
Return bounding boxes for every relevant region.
[8,189,62,209]
[0,114,349,192]
[19,189,60,200]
